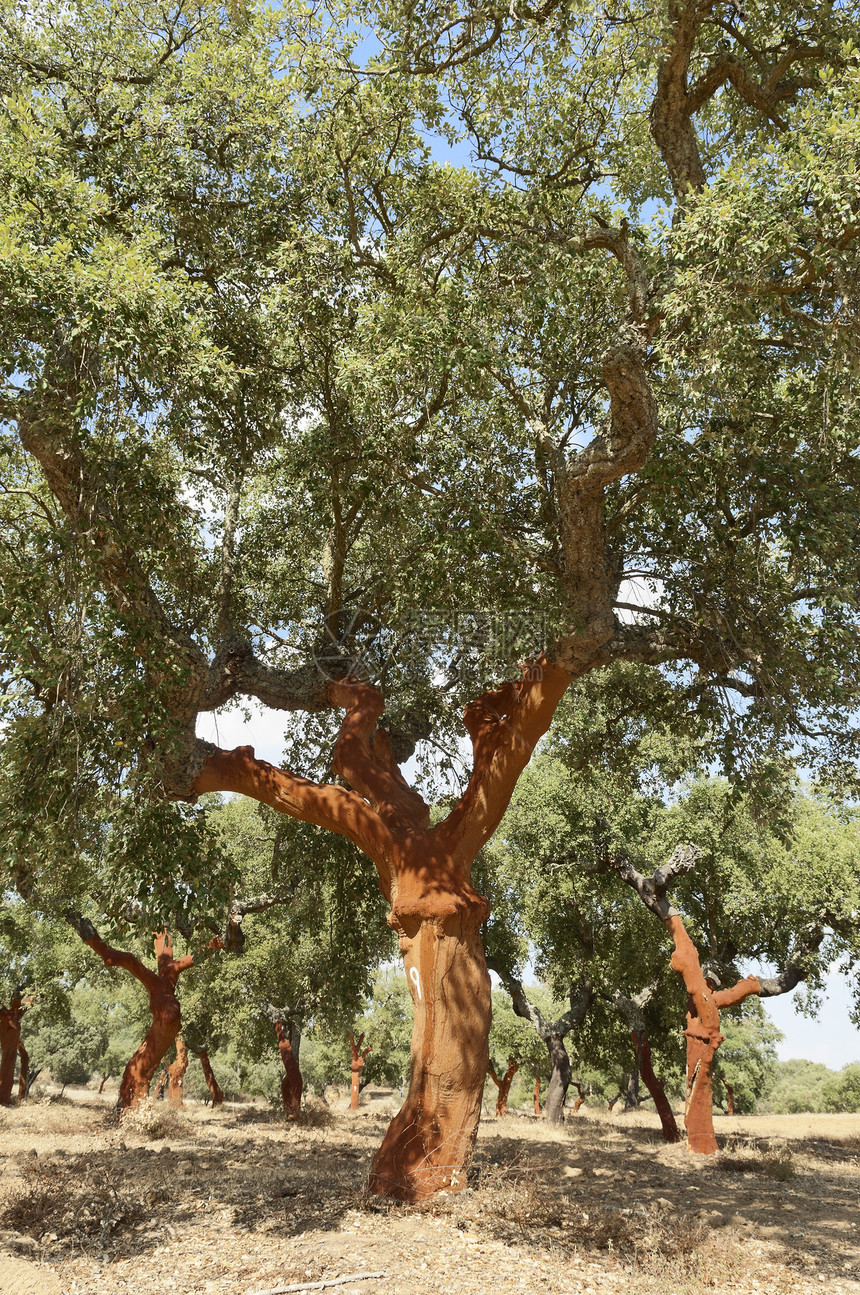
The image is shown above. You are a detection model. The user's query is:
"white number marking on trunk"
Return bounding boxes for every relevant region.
[409,967,422,1000]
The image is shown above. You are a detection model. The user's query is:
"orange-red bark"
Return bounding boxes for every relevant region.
[663,915,761,1153]
[725,1082,735,1116]
[349,1031,372,1111]
[0,993,28,1107]
[197,1049,224,1106]
[73,925,214,1109]
[488,1060,519,1117]
[275,1022,303,1118]
[571,1081,585,1113]
[192,660,572,1201]
[631,1031,679,1142]
[534,1076,541,1116]
[168,1036,188,1106]
[17,1042,28,1100]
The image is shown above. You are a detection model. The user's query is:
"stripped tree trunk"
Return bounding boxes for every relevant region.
[349,1031,372,1111]
[197,1049,224,1106]
[168,1036,188,1106]
[571,1081,586,1113]
[275,1021,303,1117]
[194,663,572,1201]
[0,989,28,1107]
[610,846,818,1155]
[631,1031,679,1142]
[17,1042,28,1101]
[154,1069,169,1099]
[65,917,217,1110]
[533,1076,541,1116]
[488,1059,519,1117]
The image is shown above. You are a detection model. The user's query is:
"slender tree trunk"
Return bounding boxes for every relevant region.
[488,1059,518,1117]
[98,1073,110,1094]
[65,919,212,1112]
[0,993,26,1107]
[631,1030,679,1143]
[624,1066,640,1109]
[168,1036,188,1106]
[275,1022,302,1117]
[725,1082,734,1116]
[349,1031,371,1111]
[153,1069,169,1099]
[544,1033,572,1125]
[17,1042,28,1100]
[197,1049,223,1106]
[368,899,492,1199]
[534,1075,541,1115]
[571,1081,586,1113]
[664,915,760,1154]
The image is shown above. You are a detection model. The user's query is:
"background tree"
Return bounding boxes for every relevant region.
[486,987,548,1117]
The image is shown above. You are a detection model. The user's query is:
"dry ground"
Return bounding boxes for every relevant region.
[1,1090,859,1295]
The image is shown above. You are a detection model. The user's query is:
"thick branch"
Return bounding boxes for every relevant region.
[437,657,571,862]
[191,744,395,895]
[329,679,430,831]
[607,844,702,920]
[65,910,158,992]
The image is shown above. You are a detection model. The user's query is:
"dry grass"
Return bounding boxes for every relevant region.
[1,1095,859,1294]
[119,1097,194,1141]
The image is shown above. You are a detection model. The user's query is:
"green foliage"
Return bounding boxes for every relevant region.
[352,967,413,1090]
[764,1059,842,1114]
[713,1000,783,1114]
[821,1064,860,1114]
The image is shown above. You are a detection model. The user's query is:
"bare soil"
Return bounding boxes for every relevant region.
[1,1091,859,1295]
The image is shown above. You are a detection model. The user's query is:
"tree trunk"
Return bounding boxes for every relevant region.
[631,1030,679,1143]
[488,1059,518,1117]
[663,915,761,1154]
[534,1075,541,1115]
[725,1082,734,1116]
[168,1036,188,1106]
[571,1081,585,1112]
[197,1049,224,1106]
[368,900,491,1200]
[194,662,571,1201]
[544,1033,572,1125]
[349,1031,371,1111]
[275,1022,303,1117]
[153,1069,169,1099]
[65,920,211,1112]
[98,1073,110,1094]
[0,993,26,1107]
[17,1042,28,1101]
[624,1066,640,1110]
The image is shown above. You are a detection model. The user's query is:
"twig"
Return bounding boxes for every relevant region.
[248,1275,386,1295]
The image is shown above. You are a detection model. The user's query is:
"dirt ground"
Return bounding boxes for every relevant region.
[1,1090,859,1295]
